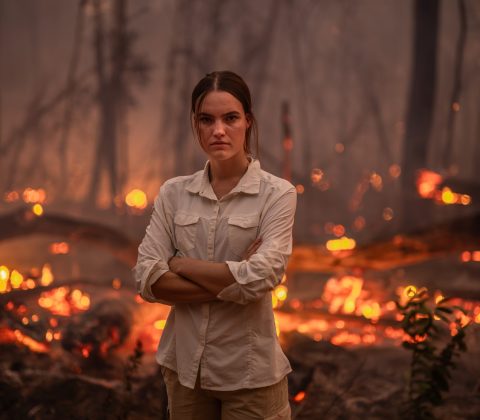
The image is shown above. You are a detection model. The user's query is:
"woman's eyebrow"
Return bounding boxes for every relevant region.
[198,111,241,117]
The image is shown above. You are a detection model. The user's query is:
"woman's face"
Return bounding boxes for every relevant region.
[195,90,251,163]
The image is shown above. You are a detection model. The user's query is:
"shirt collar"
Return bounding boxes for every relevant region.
[186,158,261,199]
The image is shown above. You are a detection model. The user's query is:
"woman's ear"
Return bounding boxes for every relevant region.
[246,113,252,129]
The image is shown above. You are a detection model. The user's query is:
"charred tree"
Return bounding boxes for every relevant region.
[401,0,440,231]
[159,0,195,177]
[58,0,88,198]
[0,207,138,266]
[87,0,122,208]
[87,0,149,208]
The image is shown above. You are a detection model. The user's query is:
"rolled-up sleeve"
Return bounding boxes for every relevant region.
[132,185,175,304]
[218,186,297,305]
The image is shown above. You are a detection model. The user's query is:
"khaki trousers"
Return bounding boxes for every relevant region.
[161,366,291,420]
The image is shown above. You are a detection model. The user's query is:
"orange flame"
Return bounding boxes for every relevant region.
[125,189,148,210]
[416,170,443,198]
[293,391,306,403]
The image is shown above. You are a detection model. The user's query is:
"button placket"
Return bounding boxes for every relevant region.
[207,204,220,261]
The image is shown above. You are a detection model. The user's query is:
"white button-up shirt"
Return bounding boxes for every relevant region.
[133,159,296,391]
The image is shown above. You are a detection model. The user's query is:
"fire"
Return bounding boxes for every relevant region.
[323,275,364,315]
[326,236,356,252]
[0,266,9,293]
[416,169,471,205]
[4,191,20,202]
[274,285,288,302]
[361,302,381,320]
[331,331,362,346]
[0,265,10,280]
[23,187,47,204]
[154,319,166,330]
[0,328,48,353]
[293,391,306,403]
[417,169,443,198]
[0,265,30,292]
[125,189,148,210]
[32,204,44,216]
[10,270,24,288]
[40,264,54,286]
[49,242,70,254]
[272,284,288,309]
[81,345,92,358]
[274,314,280,337]
[38,287,91,316]
[404,285,417,298]
[461,251,480,263]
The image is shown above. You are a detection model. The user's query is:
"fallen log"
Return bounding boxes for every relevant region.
[0,207,138,266]
[289,212,480,272]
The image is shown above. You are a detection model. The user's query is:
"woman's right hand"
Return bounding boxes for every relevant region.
[242,237,262,261]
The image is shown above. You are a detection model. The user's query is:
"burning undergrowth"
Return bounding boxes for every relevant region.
[0,206,479,418]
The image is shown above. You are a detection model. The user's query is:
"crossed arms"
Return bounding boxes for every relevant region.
[133,184,296,306]
[150,239,262,304]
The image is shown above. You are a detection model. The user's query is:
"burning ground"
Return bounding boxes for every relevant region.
[1,205,480,419]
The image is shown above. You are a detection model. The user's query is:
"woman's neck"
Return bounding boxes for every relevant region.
[208,155,250,183]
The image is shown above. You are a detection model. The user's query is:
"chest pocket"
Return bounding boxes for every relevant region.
[174,213,200,253]
[228,214,259,258]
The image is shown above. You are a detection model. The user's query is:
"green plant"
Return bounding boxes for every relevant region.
[396,287,469,420]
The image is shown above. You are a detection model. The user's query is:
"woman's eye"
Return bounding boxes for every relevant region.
[225,115,239,122]
[199,116,212,124]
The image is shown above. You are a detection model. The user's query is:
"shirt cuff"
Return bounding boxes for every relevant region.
[216,259,275,304]
[138,260,170,303]
[224,258,272,285]
[216,281,245,303]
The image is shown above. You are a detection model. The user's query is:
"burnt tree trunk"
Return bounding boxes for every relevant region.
[58,0,87,198]
[87,0,129,208]
[401,0,440,231]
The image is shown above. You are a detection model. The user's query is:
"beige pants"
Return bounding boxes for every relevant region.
[161,366,291,420]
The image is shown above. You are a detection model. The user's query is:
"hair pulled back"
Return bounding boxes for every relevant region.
[191,71,258,157]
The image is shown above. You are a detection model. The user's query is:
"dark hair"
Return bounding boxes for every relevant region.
[191,71,259,157]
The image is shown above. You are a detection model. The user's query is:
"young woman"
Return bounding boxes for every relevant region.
[133,71,296,419]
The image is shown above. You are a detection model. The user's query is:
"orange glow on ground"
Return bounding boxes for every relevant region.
[326,236,356,252]
[293,391,306,402]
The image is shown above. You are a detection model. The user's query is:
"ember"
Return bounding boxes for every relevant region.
[38,287,91,316]
[416,169,472,205]
[293,390,306,403]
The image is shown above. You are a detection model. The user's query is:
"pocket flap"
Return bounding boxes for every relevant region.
[228,214,259,229]
[174,213,200,226]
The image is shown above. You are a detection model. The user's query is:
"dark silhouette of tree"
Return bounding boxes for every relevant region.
[401,0,440,230]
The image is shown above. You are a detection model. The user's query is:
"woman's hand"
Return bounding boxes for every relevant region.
[242,237,262,261]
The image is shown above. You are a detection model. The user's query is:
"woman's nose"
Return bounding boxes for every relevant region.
[213,120,226,136]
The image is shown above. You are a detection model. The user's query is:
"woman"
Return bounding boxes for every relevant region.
[133,71,296,419]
